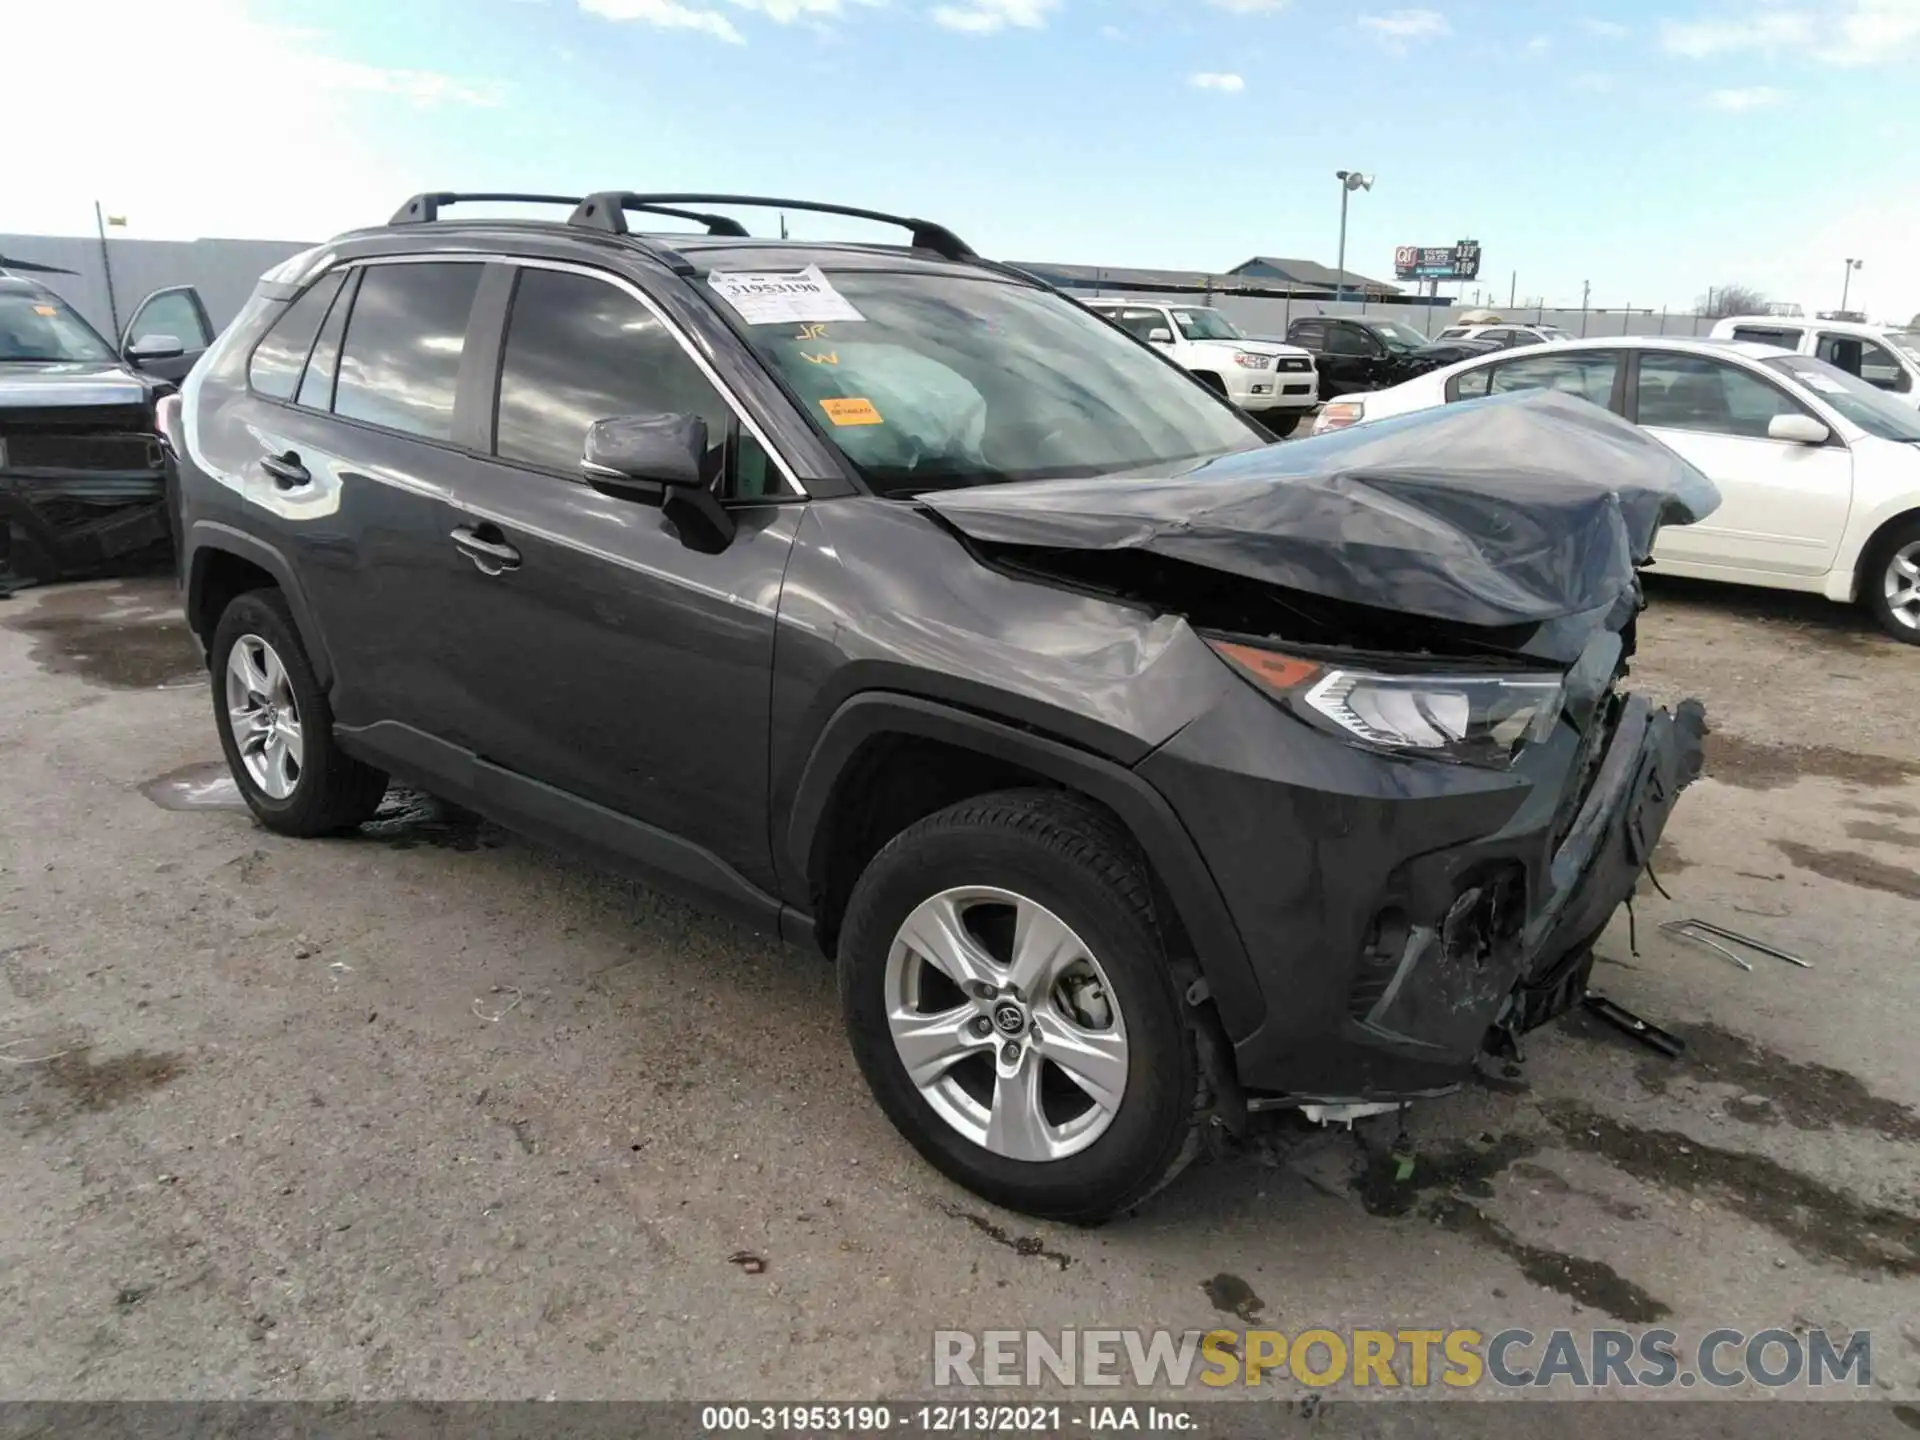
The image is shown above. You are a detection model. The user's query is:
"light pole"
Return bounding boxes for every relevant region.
[1841,257,1863,313]
[1334,169,1373,307]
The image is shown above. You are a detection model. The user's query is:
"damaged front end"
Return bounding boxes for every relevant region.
[923,390,1718,1102]
[0,376,174,590]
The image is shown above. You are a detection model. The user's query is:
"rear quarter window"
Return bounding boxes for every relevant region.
[248,272,347,400]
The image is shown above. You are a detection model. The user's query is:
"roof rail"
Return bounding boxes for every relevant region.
[388,191,750,236]
[568,193,977,262]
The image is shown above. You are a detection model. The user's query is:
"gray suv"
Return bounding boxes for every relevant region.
[169,192,1715,1221]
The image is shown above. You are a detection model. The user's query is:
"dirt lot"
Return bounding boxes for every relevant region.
[1,569,1917,1415]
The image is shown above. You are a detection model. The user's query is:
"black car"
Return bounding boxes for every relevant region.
[170,191,1714,1221]
[1408,336,1505,368]
[1284,314,1448,396]
[0,269,214,586]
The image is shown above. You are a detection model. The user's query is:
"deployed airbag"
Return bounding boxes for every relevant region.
[922,390,1719,630]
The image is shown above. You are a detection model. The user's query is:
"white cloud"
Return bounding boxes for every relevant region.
[578,0,744,41]
[1578,17,1629,37]
[1189,71,1248,91]
[1661,9,1814,56]
[4,0,505,241]
[930,0,1057,32]
[1208,0,1291,12]
[1659,2,1920,65]
[1358,8,1450,52]
[1525,33,1551,52]
[1707,84,1789,108]
[1570,71,1619,90]
[579,0,883,42]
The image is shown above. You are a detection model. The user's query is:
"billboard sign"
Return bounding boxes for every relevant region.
[1394,241,1482,282]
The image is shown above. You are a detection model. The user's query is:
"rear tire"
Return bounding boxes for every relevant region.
[1862,517,1920,645]
[838,789,1205,1223]
[211,589,389,836]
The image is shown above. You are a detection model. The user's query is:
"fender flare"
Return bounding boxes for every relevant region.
[784,692,1266,1040]
[184,522,335,687]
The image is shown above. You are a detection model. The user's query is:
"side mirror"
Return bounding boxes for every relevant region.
[581,412,734,553]
[1147,326,1174,344]
[1768,413,1830,446]
[127,333,185,363]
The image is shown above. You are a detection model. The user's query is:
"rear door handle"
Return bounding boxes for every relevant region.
[260,451,310,488]
[451,524,521,575]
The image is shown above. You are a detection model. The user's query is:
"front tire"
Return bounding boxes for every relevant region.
[838,790,1205,1223]
[1863,518,1920,645]
[211,589,389,835]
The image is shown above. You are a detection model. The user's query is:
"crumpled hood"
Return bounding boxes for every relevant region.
[0,362,149,412]
[922,390,1720,631]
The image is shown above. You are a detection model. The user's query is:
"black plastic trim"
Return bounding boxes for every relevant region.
[783,692,1264,1039]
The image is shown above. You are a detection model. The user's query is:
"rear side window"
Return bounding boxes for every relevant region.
[492,267,758,487]
[333,262,482,441]
[248,272,346,400]
[1453,351,1619,408]
[1290,320,1325,345]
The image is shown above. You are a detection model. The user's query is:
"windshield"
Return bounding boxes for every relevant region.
[1536,327,1571,340]
[1170,307,1242,341]
[0,290,115,363]
[1767,355,1920,443]
[726,271,1266,494]
[1364,320,1429,352]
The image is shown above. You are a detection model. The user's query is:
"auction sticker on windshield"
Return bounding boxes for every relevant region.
[709,266,866,325]
[820,397,883,427]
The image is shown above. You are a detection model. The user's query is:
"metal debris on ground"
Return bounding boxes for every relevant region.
[728,1251,766,1275]
[1581,994,1686,1059]
[1661,918,1811,971]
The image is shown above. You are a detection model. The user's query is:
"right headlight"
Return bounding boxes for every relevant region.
[1205,638,1565,768]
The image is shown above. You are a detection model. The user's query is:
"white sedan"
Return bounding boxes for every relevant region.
[1311,336,1920,643]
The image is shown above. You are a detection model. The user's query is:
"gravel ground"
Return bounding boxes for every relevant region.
[1,568,1917,1419]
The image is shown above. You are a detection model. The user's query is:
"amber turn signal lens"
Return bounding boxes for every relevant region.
[1205,639,1322,693]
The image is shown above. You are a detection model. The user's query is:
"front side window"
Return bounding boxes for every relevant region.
[1171,308,1242,341]
[493,267,747,483]
[128,291,211,351]
[0,288,115,363]
[1363,320,1428,352]
[248,271,347,400]
[1325,325,1374,357]
[716,270,1264,495]
[1636,352,1805,438]
[1103,307,1171,342]
[333,263,483,441]
[1765,356,1920,443]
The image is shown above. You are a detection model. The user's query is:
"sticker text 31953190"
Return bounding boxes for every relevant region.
[708,266,866,326]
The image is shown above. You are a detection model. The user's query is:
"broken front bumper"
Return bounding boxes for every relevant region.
[1138,682,1708,1100]
[0,454,171,583]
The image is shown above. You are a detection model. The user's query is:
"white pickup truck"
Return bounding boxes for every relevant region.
[1082,298,1319,436]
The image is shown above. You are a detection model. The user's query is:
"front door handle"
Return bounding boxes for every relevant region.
[260,451,310,489]
[451,524,521,575]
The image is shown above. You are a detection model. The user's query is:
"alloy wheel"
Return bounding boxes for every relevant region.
[883,886,1129,1162]
[225,634,304,800]
[1885,541,1920,633]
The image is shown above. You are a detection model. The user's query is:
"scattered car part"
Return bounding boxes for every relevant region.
[1582,994,1686,1058]
[1661,919,1753,972]
[1662,917,1810,970]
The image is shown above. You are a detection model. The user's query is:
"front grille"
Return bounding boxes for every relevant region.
[1277,357,1312,372]
[1282,383,1312,395]
[1,432,161,472]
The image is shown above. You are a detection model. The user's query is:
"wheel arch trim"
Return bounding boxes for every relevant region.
[784,691,1266,1040]
[184,522,335,687]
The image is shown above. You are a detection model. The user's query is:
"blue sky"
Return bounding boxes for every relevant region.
[14,0,1920,320]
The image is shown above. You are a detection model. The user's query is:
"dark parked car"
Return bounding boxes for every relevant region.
[1284,314,1450,396]
[0,266,214,586]
[171,192,1714,1220]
